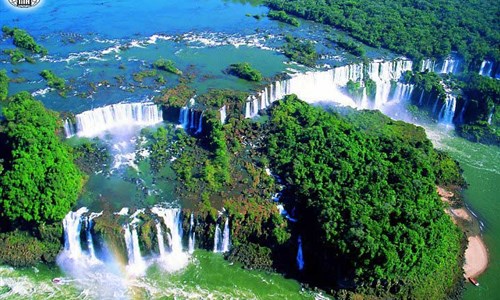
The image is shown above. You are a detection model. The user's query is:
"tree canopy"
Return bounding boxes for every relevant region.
[267,95,463,298]
[265,0,499,65]
[0,92,84,227]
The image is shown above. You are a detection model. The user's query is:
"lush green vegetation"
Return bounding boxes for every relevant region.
[0,69,8,101]
[40,70,67,95]
[456,73,500,145]
[132,69,157,82]
[155,84,195,108]
[2,26,47,56]
[2,49,34,64]
[0,92,84,227]
[152,59,182,75]
[328,36,365,57]
[282,35,318,67]
[265,0,499,65]
[73,140,111,174]
[226,62,263,82]
[266,95,463,298]
[267,10,300,27]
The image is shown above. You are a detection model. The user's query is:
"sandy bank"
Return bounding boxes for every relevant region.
[463,236,489,278]
[438,186,488,279]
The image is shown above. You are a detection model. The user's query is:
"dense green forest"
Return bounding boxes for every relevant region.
[0,92,84,266]
[225,62,263,81]
[456,73,500,144]
[265,0,500,66]
[266,95,464,298]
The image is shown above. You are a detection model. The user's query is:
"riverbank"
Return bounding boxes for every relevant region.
[438,187,489,279]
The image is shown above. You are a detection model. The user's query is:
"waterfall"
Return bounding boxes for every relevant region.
[220,105,227,125]
[245,101,252,118]
[221,218,230,253]
[391,83,414,103]
[178,106,189,130]
[438,94,457,125]
[488,106,494,125]
[63,119,76,137]
[62,207,89,259]
[85,212,103,261]
[151,206,188,272]
[213,223,221,253]
[195,113,203,134]
[479,60,494,77]
[124,223,147,276]
[458,99,468,124]
[296,236,304,271]
[440,56,460,74]
[189,109,195,130]
[188,213,195,254]
[66,102,163,138]
[213,218,230,253]
[155,222,166,258]
[421,59,436,72]
[367,60,413,109]
[243,59,413,117]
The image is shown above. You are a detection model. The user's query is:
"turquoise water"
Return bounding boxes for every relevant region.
[427,130,499,300]
[0,251,318,299]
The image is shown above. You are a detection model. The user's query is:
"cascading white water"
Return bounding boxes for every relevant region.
[488,106,494,125]
[367,60,413,109]
[189,109,195,130]
[195,113,203,134]
[479,60,494,77]
[440,56,460,74]
[188,213,195,254]
[296,236,304,271]
[178,106,189,130]
[155,222,166,258]
[213,223,221,253]
[62,207,89,259]
[213,218,230,253]
[438,94,457,126]
[220,105,227,124]
[63,119,76,138]
[151,206,189,272]
[124,222,147,276]
[85,211,103,261]
[67,102,163,138]
[391,83,414,103]
[221,218,230,253]
[243,59,412,117]
[421,59,436,72]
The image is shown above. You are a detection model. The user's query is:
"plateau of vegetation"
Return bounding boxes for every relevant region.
[265,0,499,66]
[456,73,500,145]
[266,95,464,298]
[0,69,8,101]
[0,92,84,266]
[267,10,300,27]
[40,70,67,95]
[328,36,366,57]
[2,26,48,56]
[225,62,263,82]
[282,35,318,67]
[152,59,182,75]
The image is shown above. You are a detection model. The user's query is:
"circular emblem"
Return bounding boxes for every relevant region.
[7,0,41,8]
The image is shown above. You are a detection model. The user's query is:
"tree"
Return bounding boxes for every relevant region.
[0,69,8,101]
[267,95,463,298]
[0,92,84,227]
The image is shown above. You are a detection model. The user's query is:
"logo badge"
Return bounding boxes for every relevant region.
[7,0,41,8]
